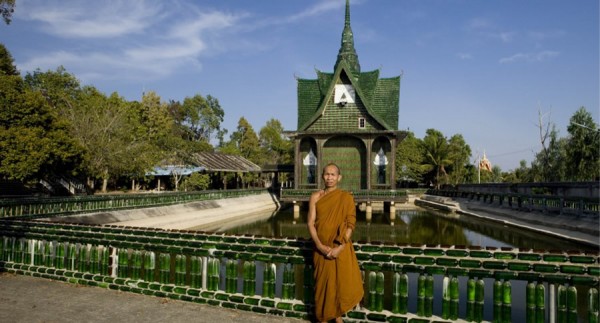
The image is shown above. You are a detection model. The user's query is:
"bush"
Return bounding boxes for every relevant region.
[181,173,211,191]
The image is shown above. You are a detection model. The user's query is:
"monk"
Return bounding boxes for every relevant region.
[307,163,364,323]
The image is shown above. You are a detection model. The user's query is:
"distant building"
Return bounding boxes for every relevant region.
[287,0,406,192]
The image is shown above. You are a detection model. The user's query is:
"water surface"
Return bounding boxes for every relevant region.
[214,206,595,251]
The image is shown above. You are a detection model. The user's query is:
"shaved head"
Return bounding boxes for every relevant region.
[322,163,341,175]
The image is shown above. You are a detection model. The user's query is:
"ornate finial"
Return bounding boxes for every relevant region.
[334,0,360,76]
[345,0,351,28]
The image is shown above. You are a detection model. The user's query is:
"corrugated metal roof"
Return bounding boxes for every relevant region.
[190,152,261,173]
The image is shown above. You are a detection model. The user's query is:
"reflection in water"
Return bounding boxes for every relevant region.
[213,206,595,251]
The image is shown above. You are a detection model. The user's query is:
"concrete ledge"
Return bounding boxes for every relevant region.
[414,194,460,212]
[415,195,599,248]
[43,193,279,231]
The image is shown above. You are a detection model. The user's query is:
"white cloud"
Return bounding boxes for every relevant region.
[15,1,246,83]
[499,50,559,64]
[125,10,240,62]
[20,0,165,38]
[252,0,350,27]
[286,0,346,23]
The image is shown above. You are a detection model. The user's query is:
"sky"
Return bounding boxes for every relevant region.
[2,0,598,171]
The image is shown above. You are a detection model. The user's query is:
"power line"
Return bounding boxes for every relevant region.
[488,148,536,158]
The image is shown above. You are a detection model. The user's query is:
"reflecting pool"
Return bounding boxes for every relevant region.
[210,206,596,251]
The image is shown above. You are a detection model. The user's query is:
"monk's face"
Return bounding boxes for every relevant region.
[322,165,341,189]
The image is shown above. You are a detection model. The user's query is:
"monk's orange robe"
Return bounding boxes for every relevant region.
[313,189,364,322]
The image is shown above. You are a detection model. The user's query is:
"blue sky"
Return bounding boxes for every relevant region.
[3,0,598,171]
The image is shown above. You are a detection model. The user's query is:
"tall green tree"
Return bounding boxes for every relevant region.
[24,66,81,113]
[395,131,425,184]
[0,45,83,182]
[0,43,18,75]
[226,117,261,163]
[446,134,471,185]
[178,94,224,144]
[259,118,293,164]
[565,107,599,181]
[219,117,262,188]
[502,160,532,183]
[530,128,567,182]
[420,129,452,188]
[74,89,158,192]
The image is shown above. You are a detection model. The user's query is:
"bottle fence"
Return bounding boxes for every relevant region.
[427,189,599,218]
[1,219,598,323]
[0,189,268,218]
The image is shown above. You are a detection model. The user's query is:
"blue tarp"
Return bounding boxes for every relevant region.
[146,165,205,176]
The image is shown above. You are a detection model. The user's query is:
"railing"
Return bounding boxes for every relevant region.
[280,189,409,203]
[1,219,598,322]
[427,189,600,218]
[0,189,269,219]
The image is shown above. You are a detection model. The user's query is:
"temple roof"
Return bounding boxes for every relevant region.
[296,0,400,132]
[334,0,360,76]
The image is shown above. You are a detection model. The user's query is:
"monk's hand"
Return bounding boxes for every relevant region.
[318,244,332,257]
[327,244,345,259]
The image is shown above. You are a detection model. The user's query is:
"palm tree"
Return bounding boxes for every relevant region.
[420,129,452,188]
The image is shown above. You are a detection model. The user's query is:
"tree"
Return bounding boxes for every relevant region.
[490,165,503,183]
[181,172,211,191]
[259,118,293,164]
[0,0,14,25]
[0,43,18,75]
[420,129,452,188]
[0,46,83,182]
[565,107,599,181]
[178,94,224,144]
[219,117,262,188]
[530,129,567,182]
[74,89,158,192]
[503,160,532,183]
[395,131,425,184]
[446,134,471,185]
[227,117,261,162]
[532,109,568,182]
[24,66,82,117]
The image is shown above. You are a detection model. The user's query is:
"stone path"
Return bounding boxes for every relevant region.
[0,273,304,323]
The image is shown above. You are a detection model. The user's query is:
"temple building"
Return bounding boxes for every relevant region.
[282,0,407,220]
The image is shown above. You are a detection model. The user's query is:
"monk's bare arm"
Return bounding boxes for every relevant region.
[328,227,353,258]
[307,192,331,256]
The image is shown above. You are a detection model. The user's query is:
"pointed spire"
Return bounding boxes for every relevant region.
[334,0,360,76]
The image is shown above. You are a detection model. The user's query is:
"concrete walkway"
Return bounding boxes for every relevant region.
[0,272,303,323]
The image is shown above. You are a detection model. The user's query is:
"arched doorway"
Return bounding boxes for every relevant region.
[322,136,366,191]
[372,137,392,188]
[299,137,318,188]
